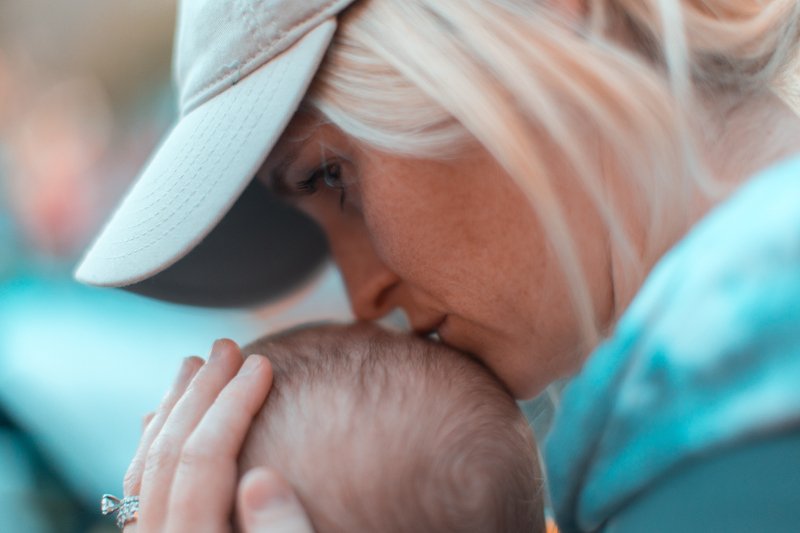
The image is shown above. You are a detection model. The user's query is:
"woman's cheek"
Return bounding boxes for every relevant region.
[362,206,415,276]
[370,219,464,308]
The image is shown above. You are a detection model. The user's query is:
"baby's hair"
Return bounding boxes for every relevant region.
[240,323,544,533]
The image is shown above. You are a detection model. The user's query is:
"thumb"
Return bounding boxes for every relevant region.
[237,468,315,533]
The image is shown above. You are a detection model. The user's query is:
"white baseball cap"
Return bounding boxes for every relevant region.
[74,0,358,307]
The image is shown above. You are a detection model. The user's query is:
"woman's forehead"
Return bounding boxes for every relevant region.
[276,113,325,151]
[273,111,359,161]
[260,113,357,188]
[263,114,326,174]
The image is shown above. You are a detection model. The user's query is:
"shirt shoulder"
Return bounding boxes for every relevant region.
[545,155,800,532]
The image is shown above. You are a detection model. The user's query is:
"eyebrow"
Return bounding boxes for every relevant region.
[264,131,351,196]
[266,151,301,196]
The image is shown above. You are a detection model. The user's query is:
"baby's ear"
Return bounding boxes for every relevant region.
[236,468,316,533]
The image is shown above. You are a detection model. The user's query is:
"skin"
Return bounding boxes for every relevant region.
[255,88,800,400]
[121,28,800,533]
[120,89,800,533]
[257,113,613,399]
[122,340,313,533]
[122,90,800,533]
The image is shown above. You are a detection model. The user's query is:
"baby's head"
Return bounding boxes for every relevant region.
[240,323,544,533]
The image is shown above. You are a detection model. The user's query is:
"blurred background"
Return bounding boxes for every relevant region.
[0,1,359,531]
[0,2,553,531]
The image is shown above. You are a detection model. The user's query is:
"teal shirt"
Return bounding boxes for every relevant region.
[544,155,800,532]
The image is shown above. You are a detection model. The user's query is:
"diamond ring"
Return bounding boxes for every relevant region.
[101,494,140,529]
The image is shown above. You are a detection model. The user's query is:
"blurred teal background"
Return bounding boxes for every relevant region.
[0,1,354,531]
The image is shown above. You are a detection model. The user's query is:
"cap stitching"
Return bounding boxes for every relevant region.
[198,0,340,93]
[99,55,289,259]
[112,78,237,231]
[241,0,269,77]
[184,0,342,113]
[107,70,254,244]
[124,93,221,215]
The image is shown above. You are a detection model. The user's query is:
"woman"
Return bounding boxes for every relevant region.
[78,0,800,531]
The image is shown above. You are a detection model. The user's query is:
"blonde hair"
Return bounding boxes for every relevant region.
[304,0,800,346]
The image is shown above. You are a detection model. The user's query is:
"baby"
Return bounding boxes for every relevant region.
[239,322,545,533]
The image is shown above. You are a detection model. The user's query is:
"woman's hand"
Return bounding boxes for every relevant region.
[118,339,315,532]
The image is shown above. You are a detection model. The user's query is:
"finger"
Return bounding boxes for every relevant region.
[142,412,155,434]
[124,356,204,496]
[138,339,244,530]
[122,507,142,533]
[166,354,273,533]
[237,468,315,533]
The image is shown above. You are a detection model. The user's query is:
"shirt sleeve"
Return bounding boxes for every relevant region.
[544,155,800,532]
[603,427,800,532]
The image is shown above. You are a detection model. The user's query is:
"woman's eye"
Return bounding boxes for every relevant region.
[296,162,347,209]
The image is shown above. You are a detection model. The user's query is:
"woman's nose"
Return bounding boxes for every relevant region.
[328,226,401,322]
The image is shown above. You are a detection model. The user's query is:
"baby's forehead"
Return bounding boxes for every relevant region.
[251,325,498,430]
[247,321,377,349]
[244,322,504,406]
[245,322,421,366]
[246,323,501,408]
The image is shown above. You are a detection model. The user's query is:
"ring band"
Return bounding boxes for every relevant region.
[101,494,140,529]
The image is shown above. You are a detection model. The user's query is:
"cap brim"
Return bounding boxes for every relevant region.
[75,20,336,307]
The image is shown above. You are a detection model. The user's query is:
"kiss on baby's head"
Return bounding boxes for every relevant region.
[240,323,544,533]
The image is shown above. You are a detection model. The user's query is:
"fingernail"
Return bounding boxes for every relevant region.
[172,357,193,386]
[240,354,262,376]
[209,339,225,361]
[244,469,291,511]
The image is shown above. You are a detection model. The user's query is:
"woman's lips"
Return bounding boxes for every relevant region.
[431,315,450,345]
[435,317,480,358]
[415,316,476,359]
[414,315,448,341]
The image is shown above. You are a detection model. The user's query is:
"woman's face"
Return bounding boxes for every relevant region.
[259,113,612,398]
